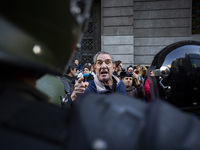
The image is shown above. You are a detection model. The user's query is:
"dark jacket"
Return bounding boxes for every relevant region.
[113,71,118,77]
[74,93,200,150]
[0,81,88,150]
[126,84,144,99]
[60,75,75,93]
[76,64,82,71]
[85,75,126,95]
[83,73,94,82]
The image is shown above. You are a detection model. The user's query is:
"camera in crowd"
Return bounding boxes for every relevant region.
[120,68,132,78]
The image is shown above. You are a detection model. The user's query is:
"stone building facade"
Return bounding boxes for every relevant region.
[102,0,200,68]
[76,0,200,69]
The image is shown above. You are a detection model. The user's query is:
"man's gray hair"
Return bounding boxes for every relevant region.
[93,51,115,64]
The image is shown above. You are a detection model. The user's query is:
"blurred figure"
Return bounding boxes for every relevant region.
[59,63,77,94]
[89,63,96,77]
[144,78,151,103]
[134,65,141,74]
[0,0,93,149]
[81,64,94,82]
[113,60,123,77]
[148,40,200,115]
[36,74,66,106]
[138,66,147,85]
[75,59,82,72]
[127,65,134,73]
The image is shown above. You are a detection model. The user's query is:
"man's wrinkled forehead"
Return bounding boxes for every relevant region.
[96,54,112,61]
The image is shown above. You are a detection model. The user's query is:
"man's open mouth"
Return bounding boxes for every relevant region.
[100,71,108,75]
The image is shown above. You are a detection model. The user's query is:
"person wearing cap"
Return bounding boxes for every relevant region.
[120,71,144,99]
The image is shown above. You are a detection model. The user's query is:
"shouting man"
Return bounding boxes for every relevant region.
[71,51,126,101]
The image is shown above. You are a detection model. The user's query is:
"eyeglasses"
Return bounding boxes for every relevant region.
[96,59,113,67]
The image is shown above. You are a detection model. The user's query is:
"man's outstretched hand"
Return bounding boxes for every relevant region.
[71,77,89,101]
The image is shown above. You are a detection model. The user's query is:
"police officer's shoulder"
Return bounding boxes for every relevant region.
[73,94,148,149]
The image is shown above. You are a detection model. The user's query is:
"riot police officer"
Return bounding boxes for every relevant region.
[148,40,200,114]
[0,0,93,149]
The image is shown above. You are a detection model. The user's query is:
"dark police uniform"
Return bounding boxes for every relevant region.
[1,81,200,150]
[0,81,89,150]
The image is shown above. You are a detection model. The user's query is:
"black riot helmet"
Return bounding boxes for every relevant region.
[0,0,93,75]
[148,40,200,111]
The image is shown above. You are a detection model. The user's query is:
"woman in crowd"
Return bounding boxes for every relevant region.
[80,65,94,82]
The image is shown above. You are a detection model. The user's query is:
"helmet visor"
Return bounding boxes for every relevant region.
[148,41,200,110]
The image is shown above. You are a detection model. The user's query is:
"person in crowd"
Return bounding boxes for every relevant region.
[127,65,138,87]
[81,64,94,82]
[59,63,77,94]
[75,59,82,72]
[1,1,200,150]
[120,71,144,99]
[84,62,96,77]
[127,65,134,73]
[138,66,148,84]
[71,51,126,101]
[134,65,141,74]
[144,78,151,103]
[113,60,122,77]
[77,62,96,78]
[89,63,96,77]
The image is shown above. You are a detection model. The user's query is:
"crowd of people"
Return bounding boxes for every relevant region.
[62,42,200,119]
[61,56,150,103]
